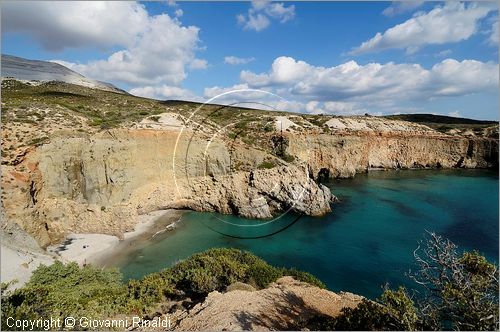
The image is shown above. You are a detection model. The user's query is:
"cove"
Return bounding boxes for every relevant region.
[115,169,499,299]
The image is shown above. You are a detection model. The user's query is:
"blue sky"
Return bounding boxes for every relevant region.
[2,1,499,119]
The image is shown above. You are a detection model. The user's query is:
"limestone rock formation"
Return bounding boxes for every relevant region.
[1,79,498,248]
[289,132,498,179]
[163,277,362,331]
[2,128,333,246]
[178,165,332,219]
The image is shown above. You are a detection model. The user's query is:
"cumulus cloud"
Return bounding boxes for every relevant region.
[57,13,200,86]
[382,1,424,17]
[241,57,313,86]
[351,2,495,55]
[237,0,295,32]
[202,83,305,112]
[9,2,206,90]
[2,1,148,51]
[189,58,209,70]
[129,85,202,101]
[305,101,368,115]
[240,56,499,105]
[237,13,270,32]
[224,56,256,65]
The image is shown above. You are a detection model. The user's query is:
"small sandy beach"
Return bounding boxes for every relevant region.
[47,209,184,267]
[1,210,184,290]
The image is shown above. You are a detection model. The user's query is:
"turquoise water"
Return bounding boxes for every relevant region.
[118,169,499,299]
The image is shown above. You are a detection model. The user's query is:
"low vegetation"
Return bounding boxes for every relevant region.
[1,248,323,331]
[384,113,498,134]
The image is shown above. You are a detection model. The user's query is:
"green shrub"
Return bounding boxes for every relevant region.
[281,154,295,163]
[257,161,276,169]
[1,248,328,331]
[321,287,418,331]
[247,261,283,288]
[263,123,274,132]
[234,120,249,129]
[89,118,103,126]
[28,136,49,146]
[1,262,127,330]
[412,240,499,331]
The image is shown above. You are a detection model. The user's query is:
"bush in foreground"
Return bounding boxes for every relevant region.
[1,248,323,330]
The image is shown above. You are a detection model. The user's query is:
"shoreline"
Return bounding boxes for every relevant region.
[1,209,184,290]
[47,209,185,268]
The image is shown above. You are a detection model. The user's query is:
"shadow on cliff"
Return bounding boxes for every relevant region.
[233,290,326,330]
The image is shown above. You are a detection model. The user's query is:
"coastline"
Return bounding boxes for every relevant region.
[1,209,184,290]
[48,209,185,268]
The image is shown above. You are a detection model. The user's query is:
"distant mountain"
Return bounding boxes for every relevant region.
[1,54,127,94]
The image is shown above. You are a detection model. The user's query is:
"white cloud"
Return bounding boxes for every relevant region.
[15,2,203,88]
[265,2,296,23]
[237,13,270,32]
[189,58,208,70]
[237,0,295,32]
[435,49,453,58]
[448,110,462,117]
[2,2,149,51]
[129,85,202,101]
[175,9,183,18]
[351,2,495,55]
[382,1,424,17]
[202,83,304,112]
[224,56,256,65]
[241,56,313,86]
[64,14,200,86]
[240,56,499,105]
[305,100,368,115]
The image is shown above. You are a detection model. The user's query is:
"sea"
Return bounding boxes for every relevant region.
[115,169,499,299]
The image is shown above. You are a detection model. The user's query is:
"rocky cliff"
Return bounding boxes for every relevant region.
[1,80,498,248]
[2,128,332,247]
[289,131,498,179]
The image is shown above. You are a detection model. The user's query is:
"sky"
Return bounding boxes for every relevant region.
[1,1,499,120]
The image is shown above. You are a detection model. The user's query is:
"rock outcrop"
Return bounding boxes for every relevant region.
[2,129,332,246]
[163,277,362,331]
[176,165,332,219]
[1,103,498,247]
[289,132,498,179]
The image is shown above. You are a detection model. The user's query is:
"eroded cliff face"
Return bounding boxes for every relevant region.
[289,132,498,179]
[3,128,332,246]
[2,120,498,248]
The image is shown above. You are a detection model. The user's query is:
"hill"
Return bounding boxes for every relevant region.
[1,54,126,94]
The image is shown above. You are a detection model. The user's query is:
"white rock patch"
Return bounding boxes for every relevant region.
[275,116,298,131]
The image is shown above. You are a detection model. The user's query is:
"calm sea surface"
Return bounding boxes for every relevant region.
[117,169,499,299]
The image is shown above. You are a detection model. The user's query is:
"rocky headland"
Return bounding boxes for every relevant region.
[1,77,498,250]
